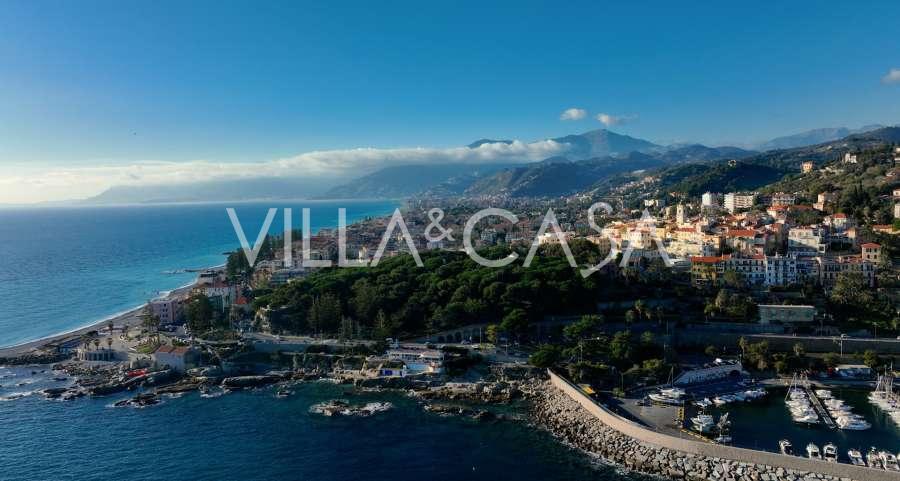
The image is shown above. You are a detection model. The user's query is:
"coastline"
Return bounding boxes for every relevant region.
[0,282,197,358]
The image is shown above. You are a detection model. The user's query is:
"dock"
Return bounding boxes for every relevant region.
[805,387,836,429]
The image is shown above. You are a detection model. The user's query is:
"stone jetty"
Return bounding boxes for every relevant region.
[529,374,897,481]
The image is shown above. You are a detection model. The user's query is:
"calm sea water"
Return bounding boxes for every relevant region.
[0,366,644,481]
[724,387,900,456]
[0,201,398,348]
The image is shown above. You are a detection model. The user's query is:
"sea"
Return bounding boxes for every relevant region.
[0,201,646,481]
[0,200,399,348]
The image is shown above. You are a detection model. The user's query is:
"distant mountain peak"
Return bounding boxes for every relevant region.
[467,138,513,149]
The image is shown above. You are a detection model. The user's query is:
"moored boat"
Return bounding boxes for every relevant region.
[823,443,837,463]
[848,449,865,466]
[778,439,793,456]
[880,451,900,471]
[806,443,821,460]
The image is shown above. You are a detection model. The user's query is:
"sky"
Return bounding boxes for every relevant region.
[1,1,899,203]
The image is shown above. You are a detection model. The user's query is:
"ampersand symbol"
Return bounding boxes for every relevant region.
[423,208,454,242]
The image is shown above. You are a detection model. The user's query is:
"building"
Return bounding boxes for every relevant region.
[895,203,900,219]
[701,192,720,208]
[788,227,827,255]
[152,345,201,372]
[673,359,743,386]
[861,243,882,264]
[150,297,185,325]
[801,161,814,173]
[894,188,900,199]
[843,153,858,164]
[675,204,687,225]
[690,255,729,286]
[770,193,796,206]
[724,192,756,213]
[269,268,307,287]
[386,348,444,374]
[813,192,838,211]
[758,305,815,325]
[817,256,876,288]
[764,254,798,287]
[726,255,765,285]
[823,213,854,231]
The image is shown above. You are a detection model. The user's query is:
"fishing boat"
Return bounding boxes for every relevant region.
[778,439,793,455]
[648,387,685,406]
[823,443,838,463]
[848,449,865,466]
[880,451,900,471]
[690,414,715,433]
[806,443,821,460]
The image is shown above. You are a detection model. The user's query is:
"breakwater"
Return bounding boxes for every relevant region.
[532,370,900,481]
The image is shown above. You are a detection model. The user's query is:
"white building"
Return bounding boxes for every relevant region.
[675,204,687,225]
[724,193,756,213]
[152,345,201,373]
[701,192,720,208]
[150,297,184,325]
[764,255,798,287]
[386,349,444,374]
[674,359,744,386]
[788,227,827,255]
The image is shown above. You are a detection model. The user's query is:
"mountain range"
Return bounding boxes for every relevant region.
[80,124,896,204]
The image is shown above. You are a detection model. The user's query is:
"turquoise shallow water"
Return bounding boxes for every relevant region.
[0,366,645,481]
[0,201,397,348]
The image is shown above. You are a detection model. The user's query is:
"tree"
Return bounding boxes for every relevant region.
[563,314,603,341]
[186,292,214,334]
[529,344,562,368]
[633,300,647,321]
[792,343,805,358]
[704,345,719,358]
[624,309,636,325]
[823,352,840,368]
[500,308,530,340]
[308,293,341,336]
[485,324,499,345]
[863,349,880,368]
[140,303,161,343]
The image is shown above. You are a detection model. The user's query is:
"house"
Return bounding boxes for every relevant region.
[801,161,814,173]
[843,153,858,164]
[823,213,854,231]
[861,243,882,264]
[152,345,201,372]
[701,192,721,208]
[758,305,816,325]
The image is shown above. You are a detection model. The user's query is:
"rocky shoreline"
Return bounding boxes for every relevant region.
[527,382,862,481]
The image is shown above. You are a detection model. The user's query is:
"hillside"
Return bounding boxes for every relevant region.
[463,144,754,198]
[320,163,517,199]
[755,124,884,150]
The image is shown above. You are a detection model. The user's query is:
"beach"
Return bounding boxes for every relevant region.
[0,283,196,359]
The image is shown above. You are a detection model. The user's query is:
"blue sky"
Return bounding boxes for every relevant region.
[1,1,899,202]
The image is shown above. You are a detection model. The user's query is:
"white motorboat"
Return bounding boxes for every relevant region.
[806,443,821,460]
[823,443,838,463]
[778,439,793,455]
[881,451,900,471]
[649,387,686,405]
[693,398,712,409]
[691,414,715,433]
[848,449,865,466]
[835,415,871,430]
[815,389,833,399]
[867,448,882,469]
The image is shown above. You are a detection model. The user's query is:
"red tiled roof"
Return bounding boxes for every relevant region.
[726,229,757,237]
[861,243,881,248]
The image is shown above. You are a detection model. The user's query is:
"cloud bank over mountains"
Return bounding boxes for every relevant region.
[0,139,569,203]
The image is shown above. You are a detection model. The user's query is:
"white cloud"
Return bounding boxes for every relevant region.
[0,140,570,203]
[882,68,900,84]
[559,108,587,121]
[596,113,637,127]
